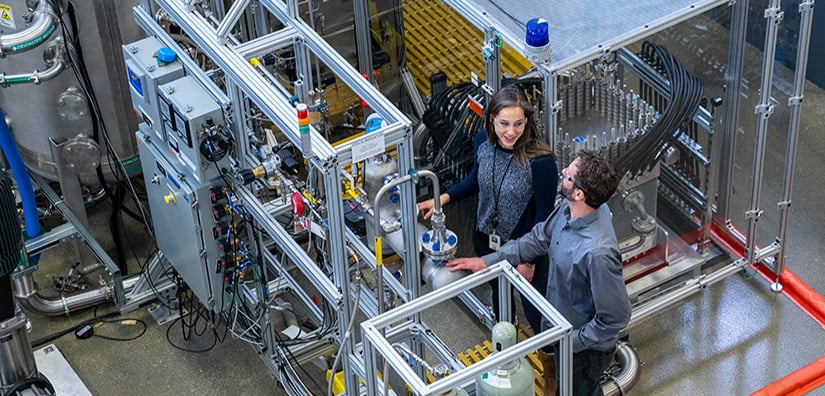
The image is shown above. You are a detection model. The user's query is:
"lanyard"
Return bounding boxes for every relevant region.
[491,147,513,232]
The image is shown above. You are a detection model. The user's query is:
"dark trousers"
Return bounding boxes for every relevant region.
[553,347,615,396]
[472,230,549,332]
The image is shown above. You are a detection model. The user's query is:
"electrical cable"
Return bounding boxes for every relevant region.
[90,318,148,341]
[50,1,155,239]
[421,78,546,187]
[165,284,219,353]
[30,310,121,348]
[612,41,704,178]
[326,281,361,396]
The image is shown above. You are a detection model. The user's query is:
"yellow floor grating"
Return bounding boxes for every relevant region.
[426,326,551,396]
[402,0,533,96]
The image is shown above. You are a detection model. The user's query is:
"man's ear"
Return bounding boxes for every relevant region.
[574,188,585,202]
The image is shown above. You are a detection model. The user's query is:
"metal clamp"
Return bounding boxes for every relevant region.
[799,0,815,12]
[763,7,784,20]
[744,209,763,219]
[754,103,774,117]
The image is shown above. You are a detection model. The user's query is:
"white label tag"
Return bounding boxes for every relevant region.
[296,217,326,240]
[281,325,301,339]
[351,132,385,163]
[0,4,16,29]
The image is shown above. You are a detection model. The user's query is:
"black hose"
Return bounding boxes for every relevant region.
[612,41,704,177]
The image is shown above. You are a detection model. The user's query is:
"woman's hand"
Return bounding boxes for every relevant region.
[446,257,487,273]
[417,193,450,219]
[516,263,535,282]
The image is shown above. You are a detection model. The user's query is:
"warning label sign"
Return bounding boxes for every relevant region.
[0,3,15,30]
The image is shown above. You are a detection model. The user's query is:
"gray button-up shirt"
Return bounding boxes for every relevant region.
[482,200,631,353]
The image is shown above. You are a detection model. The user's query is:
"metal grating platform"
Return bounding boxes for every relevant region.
[403,0,533,95]
[426,324,550,396]
[458,339,548,396]
[443,0,730,72]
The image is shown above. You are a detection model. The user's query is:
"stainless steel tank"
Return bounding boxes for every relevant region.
[0,0,143,184]
[363,153,400,251]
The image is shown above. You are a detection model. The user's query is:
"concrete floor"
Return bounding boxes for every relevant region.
[16,10,825,396]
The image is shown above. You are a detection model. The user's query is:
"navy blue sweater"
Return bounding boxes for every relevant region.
[446,130,558,241]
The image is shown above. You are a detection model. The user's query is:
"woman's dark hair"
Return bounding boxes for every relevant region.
[574,150,620,208]
[484,87,553,165]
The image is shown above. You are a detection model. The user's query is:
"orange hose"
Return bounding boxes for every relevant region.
[750,356,825,396]
[710,223,825,394]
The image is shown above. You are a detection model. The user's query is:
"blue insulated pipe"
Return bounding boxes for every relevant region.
[0,106,41,239]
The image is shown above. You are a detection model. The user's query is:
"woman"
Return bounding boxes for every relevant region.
[418,86,558,334]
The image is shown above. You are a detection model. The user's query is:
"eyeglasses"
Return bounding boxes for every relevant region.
[493,118,526,130]
[562,168,586,192]
[562,168,573,183]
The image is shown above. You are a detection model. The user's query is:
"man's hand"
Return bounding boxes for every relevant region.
[446,257,487,273]
[516,263,535,282]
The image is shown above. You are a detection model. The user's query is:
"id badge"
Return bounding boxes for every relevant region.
[488,233,501,250]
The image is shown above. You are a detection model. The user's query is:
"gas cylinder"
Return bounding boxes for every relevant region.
[476,322,535,396]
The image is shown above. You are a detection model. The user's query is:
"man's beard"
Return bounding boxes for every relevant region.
[560,183,574,201]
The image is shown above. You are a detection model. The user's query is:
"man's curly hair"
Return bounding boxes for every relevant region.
[575,150,620,208]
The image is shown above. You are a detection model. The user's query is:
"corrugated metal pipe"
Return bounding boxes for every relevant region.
[602,341,641,396]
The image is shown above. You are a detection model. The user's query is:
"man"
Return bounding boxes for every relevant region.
[447,150,631,396]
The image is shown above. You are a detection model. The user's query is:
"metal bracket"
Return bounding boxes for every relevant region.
[550,100,563,114]
[744,209,763,219]
[788,95,803,106]
[777,200,791,209]
[764,7,784,21]
[754,103,774,117]
[598,46,613,62]
[481,42,495,61]
[799,0,815,12]
[480,83,494,96]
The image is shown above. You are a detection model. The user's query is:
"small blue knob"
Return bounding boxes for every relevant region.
[389,194,398,204]
[447,234,457,245]
[157,47,178,64]
[432,241,440,251]
[422,233,431,243]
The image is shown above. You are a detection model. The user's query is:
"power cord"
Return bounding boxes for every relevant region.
[30,311,147,348]
[81,318,148,341]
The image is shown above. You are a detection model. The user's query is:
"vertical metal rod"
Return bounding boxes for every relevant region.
[773,0,815,291]
[363,339,378,395]
[485,27,501,93]
[395,135,427,380]
[293,37,314,101]
[717,0,750,218]
[353,0,374,80]
[323,165,358,394]
[701,101,723,254]
[544,70,558,149]
[253,0,270,37]
[743,0,783,266]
